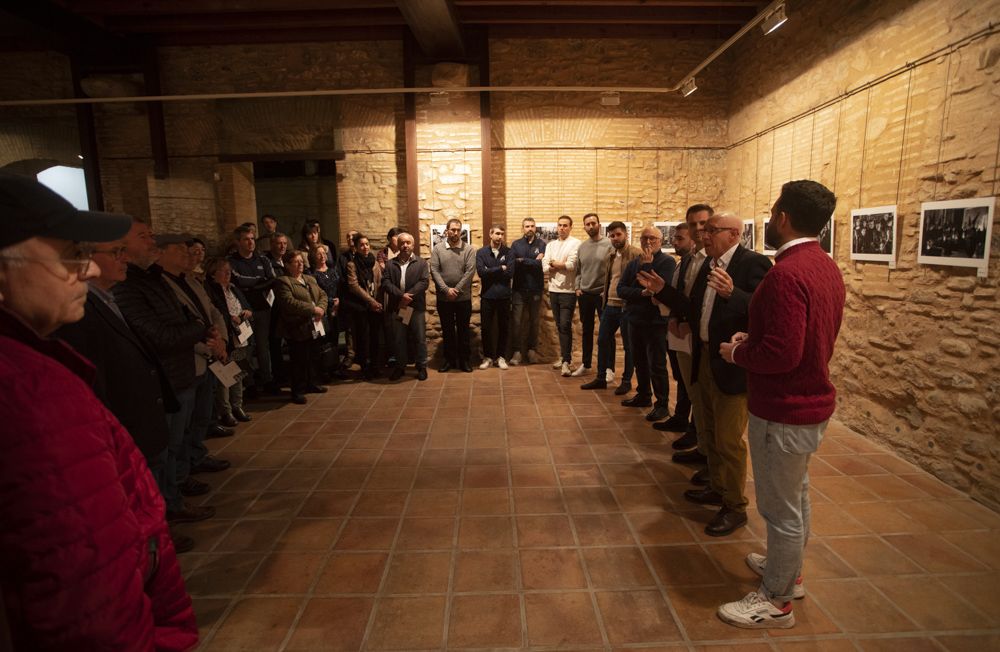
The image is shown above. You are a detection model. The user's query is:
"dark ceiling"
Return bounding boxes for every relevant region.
[2,1,765,60]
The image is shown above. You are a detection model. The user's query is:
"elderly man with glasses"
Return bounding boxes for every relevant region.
[0,172,197,650]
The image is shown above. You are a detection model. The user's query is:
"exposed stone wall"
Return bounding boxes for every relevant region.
[724,0,1000,507]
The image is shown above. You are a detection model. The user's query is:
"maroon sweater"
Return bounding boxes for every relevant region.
[732,241,845,424]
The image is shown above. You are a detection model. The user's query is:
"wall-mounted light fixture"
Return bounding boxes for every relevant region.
[761,3,787,35]
[429,91,450,106]
[600,91,620,106]
[680,78,698,97]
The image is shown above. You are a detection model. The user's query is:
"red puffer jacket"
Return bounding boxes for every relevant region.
[0,307,198,651]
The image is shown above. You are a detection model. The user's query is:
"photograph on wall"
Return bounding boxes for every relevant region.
[605,221,633,246]
[740,219,755,251]
[850,205,897,263]
[535,222,560,245]
[818,217,834,256]
[918,197,994,273]
[429,223,471,249]
[761,219,778,256]
[653,221,682,254]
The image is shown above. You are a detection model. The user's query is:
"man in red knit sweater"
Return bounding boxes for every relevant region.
[715,180,845,629]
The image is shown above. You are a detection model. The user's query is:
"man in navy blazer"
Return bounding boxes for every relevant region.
[381,231,430,381]
[617,226,677,422]
[639,212,771,536]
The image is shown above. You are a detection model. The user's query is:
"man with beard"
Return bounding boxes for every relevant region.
[573,212,612,378]
[581,221,639,392]
[476,225,513,370]
[507,218,546,364]
[715,180,844,629]
[430,218,476,372]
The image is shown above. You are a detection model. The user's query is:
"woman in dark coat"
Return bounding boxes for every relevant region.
[345,233,383,380]
[274,250,328,403]
[306,243,342,379]
[204,257,254,425]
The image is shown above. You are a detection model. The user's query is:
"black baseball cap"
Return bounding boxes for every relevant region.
[0,171,132,249]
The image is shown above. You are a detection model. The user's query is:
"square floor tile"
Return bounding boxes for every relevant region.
[524,592,604,646]
[366,596,446,650]
[453,549,517,592]
[314,552,388,594]
[448,594,522,648]
[520,548,588,589]
[596,590,682,644]
[516,514,576,547]
[458,516,514,549]
[383,551,451,594]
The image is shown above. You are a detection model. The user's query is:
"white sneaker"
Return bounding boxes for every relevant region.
[745,553,805,599]
[526,350,541,364]
[570,365,587,377]
[479,359,493,370]
[497,357,509,370]
[510,352,522,366]
[560,362,571,376]
[552,358,563,369]
[717,591,795,629]
[605,369,615,383]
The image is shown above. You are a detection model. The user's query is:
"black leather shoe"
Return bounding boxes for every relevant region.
[705,507,747,537]
[232,407,252,422]
[684,487,724,506]
[621,395,652,408]
[645,406,670,422]
[580,378,607,390]
[170,531,195,554]
[614,382,632,396]
[668,430,699,449]
[206,425,234,439]
[305,384,328,393]
[388,367,404,381]
[291,393,307,404]
[417,367,428,381]
[691,467,710,486]
[167,503,216,524]
[218,414,238,428]
[658,415,690,433]
[672,449,708,465]
[439,362,452,373]
[180,476,210,497]
[191,455,231,474]
[459,362,473,373]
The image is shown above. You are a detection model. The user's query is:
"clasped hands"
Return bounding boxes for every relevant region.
[719,332,747,364]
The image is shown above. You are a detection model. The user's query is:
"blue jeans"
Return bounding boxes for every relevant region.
[391,308,428,368]
[549,291,576,363]
[596,305,633,382]
[163,383,198,511]
[749,414,827,602]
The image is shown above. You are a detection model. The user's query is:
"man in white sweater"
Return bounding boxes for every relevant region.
[542,215,581,376]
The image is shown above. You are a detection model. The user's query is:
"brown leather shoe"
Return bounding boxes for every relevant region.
[167,503,216,524]
[690,468,710,486]
[705,507,747,537]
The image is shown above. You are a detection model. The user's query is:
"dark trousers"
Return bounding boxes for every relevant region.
[549,291,576,363]
[251,308,272,384]
[508,290,542,358]
[631,321,669,409]
[268,307,287,385]
[438,300,472,365]
[668,349,692,423]
[288,338,319,395]
[481,296,510,360]
[577,292,602,369]
[351,310,382,372]
[596,305,633,382]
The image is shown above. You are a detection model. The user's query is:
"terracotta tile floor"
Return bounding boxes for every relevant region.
[180,365,1000,651]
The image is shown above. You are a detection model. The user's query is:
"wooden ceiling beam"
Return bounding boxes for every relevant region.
[395,0,466,59]
[456,5,756,23]
[100,9,407,33]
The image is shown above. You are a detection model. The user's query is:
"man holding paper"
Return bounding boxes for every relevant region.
[382,231,430,381]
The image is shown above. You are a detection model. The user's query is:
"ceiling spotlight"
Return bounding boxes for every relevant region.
[429,91,450,106]
[600,91,620,106]
[680,78,698,97]
[77,154,84,160]
[761,3,787,35]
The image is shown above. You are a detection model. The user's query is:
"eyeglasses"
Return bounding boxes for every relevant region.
[704,226,740,235]
[91,246,128,260]
[0,251,94,281]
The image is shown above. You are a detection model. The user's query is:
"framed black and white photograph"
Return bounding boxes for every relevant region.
[740,219,755,251]
[429,223,471,249]
[605,221,633,246]
[918,197,994,274]
[818,217,834,257]
[762,219,778,256]
[850,205,897,264]
[535,222,560,245]
[653,221,682,254]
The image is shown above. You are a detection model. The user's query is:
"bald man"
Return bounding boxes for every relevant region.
[639,212,771,536]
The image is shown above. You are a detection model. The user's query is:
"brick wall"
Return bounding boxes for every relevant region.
[724,0,1000,507]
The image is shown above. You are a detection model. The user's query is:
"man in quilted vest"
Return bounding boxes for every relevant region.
[0,172,198,650]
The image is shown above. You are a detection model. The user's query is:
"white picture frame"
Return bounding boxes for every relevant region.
[762,218,777,256]
[740,219,755,251]
[534,222,560,245]
[653,221,683,254]
[918,197,994,276]
[850,205,898,264]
